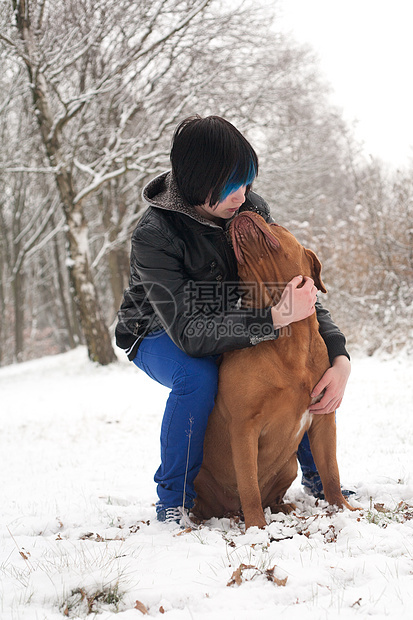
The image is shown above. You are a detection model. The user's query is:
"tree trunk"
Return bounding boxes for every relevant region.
[14,0,115,364]
[107,248,128,317]
[100,188,130,315]
[66,205,116,364]
[12,269,24,362]
[52,224,77,350]
[0,243,5,365]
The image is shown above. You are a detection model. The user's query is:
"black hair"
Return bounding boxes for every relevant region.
[170,115,258,207]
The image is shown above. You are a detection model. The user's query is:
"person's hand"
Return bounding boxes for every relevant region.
[309,355,351,415]
[271,275,318,329]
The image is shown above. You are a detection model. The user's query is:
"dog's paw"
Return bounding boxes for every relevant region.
[269,502,296,515]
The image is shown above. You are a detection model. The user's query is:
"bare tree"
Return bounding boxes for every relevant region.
[5,1,406,364]
[0,51,64,361]
[2,0,273,363]
[2,0,219,363]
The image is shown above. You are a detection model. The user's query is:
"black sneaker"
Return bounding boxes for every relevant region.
[302,472,356,500]
[156,506,187,525]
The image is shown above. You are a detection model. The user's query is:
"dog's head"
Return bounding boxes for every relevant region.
[230,212,327,307]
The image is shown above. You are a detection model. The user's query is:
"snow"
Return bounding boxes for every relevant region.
[1,348,412,619]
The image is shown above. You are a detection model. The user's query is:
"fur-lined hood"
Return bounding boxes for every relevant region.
[142,170,223,229]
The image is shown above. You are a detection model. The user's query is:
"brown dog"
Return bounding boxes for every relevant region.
[193,212,354,529]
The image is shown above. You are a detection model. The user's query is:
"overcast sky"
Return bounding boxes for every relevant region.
[278,0,413,168]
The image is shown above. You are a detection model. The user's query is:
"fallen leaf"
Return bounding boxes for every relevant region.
[227,563,255,587]
[134,600,148,614]
[265,566,288,586]
[176,527,193,536]
[227,565,243,587]
[273,576,288,587]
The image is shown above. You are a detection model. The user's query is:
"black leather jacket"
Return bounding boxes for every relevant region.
[115,171,348,362]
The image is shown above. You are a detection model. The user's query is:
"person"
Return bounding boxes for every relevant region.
[115,115,352,525]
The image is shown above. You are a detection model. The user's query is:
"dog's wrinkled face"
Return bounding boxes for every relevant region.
[231,212,281,265]
[230,212,327,307]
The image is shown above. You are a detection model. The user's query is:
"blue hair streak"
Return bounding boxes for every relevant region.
[219,159,257,202]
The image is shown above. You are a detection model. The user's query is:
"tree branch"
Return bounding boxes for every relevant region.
[4,166,57,173]
[73,165,127,205]
[12,198,62,277]
[0,30,31,63]
[102,0,212,84]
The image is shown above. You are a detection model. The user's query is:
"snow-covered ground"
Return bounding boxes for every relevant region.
[1,347,412,619]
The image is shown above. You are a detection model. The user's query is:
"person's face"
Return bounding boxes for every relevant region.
[195,186,247,222]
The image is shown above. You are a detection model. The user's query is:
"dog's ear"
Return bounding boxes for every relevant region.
[305,248,327,293]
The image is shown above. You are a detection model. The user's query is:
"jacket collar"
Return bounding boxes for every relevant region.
[142,171,226,230]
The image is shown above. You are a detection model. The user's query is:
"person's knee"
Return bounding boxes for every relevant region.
[174,358,219,397]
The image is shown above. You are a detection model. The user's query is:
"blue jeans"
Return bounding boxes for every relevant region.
[133,330,220,511]
[296,431,318,477]
[133,330,317,511]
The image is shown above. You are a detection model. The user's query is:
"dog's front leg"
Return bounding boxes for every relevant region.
[229,421,267,529]
[307,413,355,510]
